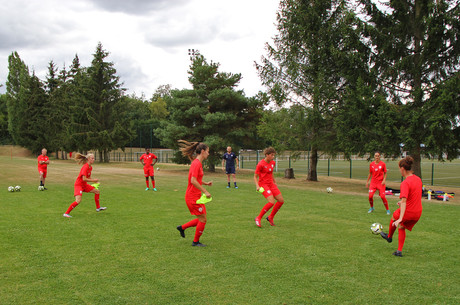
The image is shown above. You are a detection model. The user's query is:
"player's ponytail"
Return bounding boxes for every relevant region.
[74,153,94,164]
[178,140,208,161]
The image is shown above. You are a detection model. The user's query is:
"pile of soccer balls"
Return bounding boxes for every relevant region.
[370,222,383,234]
[326,187,333,193]
[8,185,21,192]
[38,186,45,191]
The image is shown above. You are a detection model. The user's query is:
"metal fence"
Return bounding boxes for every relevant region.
[93,149,460,188]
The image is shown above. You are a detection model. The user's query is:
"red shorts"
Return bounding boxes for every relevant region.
[260,183,281,199]
[39,170,47,178]
[144,166,154,177]
[392,208,420,231]
[74,184,95,197]
[185,197,206,215]
[369,183,385,195]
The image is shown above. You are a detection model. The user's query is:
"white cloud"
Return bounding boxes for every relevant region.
[0,0,279,98]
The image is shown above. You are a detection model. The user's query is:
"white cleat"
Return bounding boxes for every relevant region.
[96,207,107,212]
[63,213,72,218]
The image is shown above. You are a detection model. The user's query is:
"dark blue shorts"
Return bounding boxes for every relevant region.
[226,167,235,174]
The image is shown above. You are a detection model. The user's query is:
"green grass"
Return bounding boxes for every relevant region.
[0,156,459,304]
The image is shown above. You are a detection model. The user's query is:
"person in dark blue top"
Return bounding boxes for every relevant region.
[222,146,239,188]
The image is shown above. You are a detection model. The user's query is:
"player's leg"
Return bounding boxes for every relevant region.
[255,192,275,227]
[232,173,238,188]
[151,176,156,191]
[64,195,82,217]
[267,191,284,226]
[144,168,150,190]
[368,187,376,213]
[192,214,207,246]
[89,187,105,211]
[39,171,45,187]
[378,184,390,214]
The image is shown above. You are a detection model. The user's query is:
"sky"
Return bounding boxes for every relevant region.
[0,0,280,99]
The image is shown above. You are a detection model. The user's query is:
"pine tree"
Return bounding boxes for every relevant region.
[359,0,460,176]
[256,0,366,181]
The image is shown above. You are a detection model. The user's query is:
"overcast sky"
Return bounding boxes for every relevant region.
[0,0,280,98]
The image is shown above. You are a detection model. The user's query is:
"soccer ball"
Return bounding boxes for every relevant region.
[14,185,21,192]
[370,223,383,235]
[38,186,44,191]
[326,187,333,193]
[8,186,15,192]
[156,167,160,171]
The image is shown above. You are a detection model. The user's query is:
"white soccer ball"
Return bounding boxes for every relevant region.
[8,186,15,192]
[370,222,383,235]
[14,185,21,192]
[326,187,333,193]
[38,186,44,191]
[156,167,160,171]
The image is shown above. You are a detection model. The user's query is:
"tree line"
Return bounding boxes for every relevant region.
[1,0,459,180]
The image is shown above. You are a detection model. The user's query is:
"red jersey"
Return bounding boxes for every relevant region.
[369,161,387,184]
[140,153,157,167]
[37,155,49,171]
[75,163,92,187]
[185,158,203,200]
[400,175,423,219]
[255,159,276,186]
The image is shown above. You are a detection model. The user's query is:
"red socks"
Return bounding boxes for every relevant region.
[258,203,274,219]
[65,201,78,214]
[194,221,206,243]
[152,179,155,188]
[95,194,100,209]
[269,202,284,219]
[388,219,396,238]
[145,179,149,188]
[398,228,406,251]
[180,219,206,243]
[182,218,199,230]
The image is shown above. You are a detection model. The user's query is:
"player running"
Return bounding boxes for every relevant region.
[176,140,212,247]
[37,148,50,190]
[63,153,106,217]
[380,156,423,257]
[366,151,391,214]
[254,147,285,227]
[140,148,158,191]
[222,146,239,188]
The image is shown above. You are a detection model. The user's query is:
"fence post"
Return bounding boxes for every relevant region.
[289,156,291,168]
[431,163,434,186]
[349,159,352,179]
[328,159,330,176]
[241,155,244,169]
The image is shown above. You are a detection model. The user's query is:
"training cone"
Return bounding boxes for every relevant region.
[196,193,212,204]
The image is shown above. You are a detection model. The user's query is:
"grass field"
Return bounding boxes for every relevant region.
[1,154,459,304]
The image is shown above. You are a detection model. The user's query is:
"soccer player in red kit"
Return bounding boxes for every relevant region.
[366,152,390,215]
[176,140,212,247]
[37,148,50,190]
[140,148,158,191]
[254,147,285,227]
[63,153,106,217]
[380,156,423,257]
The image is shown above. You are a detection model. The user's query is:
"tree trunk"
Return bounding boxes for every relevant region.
[411,147,422,179]
[98,150,103,163]
[104,149,110,163]
[307,148,318,181]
